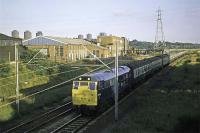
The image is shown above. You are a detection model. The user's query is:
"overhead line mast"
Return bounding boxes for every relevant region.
[15,43,20,113]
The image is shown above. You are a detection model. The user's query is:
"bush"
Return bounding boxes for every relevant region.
[196,58,200,62]
[0,60,11,77]
[20,50,36,63]
[0,66,10,77]
[58,64,70,72]
[184,59,191,64]
[82,59,97,64]
[20,49,47,63]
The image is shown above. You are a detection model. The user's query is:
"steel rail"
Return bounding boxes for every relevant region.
[50,114,82,133]
[4,101,72,133]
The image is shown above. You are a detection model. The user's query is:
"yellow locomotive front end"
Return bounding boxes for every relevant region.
[72,77,98,107]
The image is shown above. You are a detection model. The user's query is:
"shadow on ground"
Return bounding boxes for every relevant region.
[173,115,200,133]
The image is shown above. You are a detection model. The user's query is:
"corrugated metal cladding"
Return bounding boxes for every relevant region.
[23,37,62,46]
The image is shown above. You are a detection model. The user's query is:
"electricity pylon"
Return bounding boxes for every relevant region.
[154,8,166,50]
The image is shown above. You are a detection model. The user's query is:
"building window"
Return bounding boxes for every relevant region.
[56,46,64,56]
[96,50,100,57]
[93,50,96,56]
[40,48,48,55]
[60,46,64,56]
[56,46,59,56]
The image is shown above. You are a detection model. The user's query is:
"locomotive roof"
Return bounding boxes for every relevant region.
[82,66,130,81]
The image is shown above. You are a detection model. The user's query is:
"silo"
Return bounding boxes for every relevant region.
[99,32,107,36]
[86,34,92,40]
[24,30,32,40]
[36,31,43,37]
[11,30,19,38]
[78,34,84,39]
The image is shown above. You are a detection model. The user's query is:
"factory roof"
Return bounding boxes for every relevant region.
[23,36,107,49]
[46,36,91,45]
[0,33,22,41]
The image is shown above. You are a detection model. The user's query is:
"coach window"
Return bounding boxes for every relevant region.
[138,68,141,75]
[110,79,113,86]
[126,73,128,78]
[99,82,104,89]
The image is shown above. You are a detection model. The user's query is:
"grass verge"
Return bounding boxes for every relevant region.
[105,52,200,133]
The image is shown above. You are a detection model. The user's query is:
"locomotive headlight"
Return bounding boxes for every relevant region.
[88,78,90,80]
[79,78,82,80]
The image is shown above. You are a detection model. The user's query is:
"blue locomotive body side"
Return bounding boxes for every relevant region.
[98,66,131,105]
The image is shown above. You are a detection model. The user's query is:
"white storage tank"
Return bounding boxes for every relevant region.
[24,30,32,40]
[11,30,19,38]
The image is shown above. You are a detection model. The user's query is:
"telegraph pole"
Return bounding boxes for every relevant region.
[115,40,119,121]
[15,43,19,113]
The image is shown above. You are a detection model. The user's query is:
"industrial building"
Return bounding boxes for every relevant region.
[97,35,129,57]
[0,33,22,61]
[23,36,109,63]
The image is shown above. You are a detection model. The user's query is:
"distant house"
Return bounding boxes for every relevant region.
[23,36,109,63]
[0,33,22,61]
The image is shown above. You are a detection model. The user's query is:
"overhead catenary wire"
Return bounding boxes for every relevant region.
[26,46,45,64]
[20,61,113,100]
[0,63,69,81]
[0,62,13,66]
[0,62,24,70]
[0,68,81,88]
[0,61,114,109]
[81,44,112,70]
[18,67,82,85]
[0,66,12,70]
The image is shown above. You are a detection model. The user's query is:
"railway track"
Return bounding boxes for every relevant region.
[4,101,73,133]
[51,114,93,133]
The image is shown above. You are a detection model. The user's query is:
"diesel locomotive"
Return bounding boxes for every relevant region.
[72,54,170,111]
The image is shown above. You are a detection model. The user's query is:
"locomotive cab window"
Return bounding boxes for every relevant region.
[73,81,79,89]
[89,82,96,90]
[80,82,88,86]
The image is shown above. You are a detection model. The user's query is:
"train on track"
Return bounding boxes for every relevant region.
[72,52,185,112]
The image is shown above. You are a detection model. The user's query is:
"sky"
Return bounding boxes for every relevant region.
[0,0,200,43]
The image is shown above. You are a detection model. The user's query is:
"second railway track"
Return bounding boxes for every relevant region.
[51,114,94,133]
[4,101,73,133]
